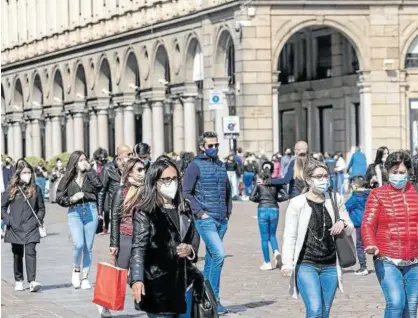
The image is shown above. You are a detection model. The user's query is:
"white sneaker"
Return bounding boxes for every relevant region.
[72,269,81,289]
[273,250,282,269]
[80,272,91,290]
[260,262,272,271]
[14,281,24,291]
[354,268,369,276]
[29,281,41,292]
[96,305,112,317]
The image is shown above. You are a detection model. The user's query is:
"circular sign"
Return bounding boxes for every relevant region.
[227,122,236,131]
[212,95,220,103]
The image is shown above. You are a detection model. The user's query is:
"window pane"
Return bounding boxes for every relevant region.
[317,35,332,79]
[280,110,296,152]
[319,106,333,153]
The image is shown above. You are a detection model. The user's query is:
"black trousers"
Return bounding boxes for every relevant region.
[11,243,37,282]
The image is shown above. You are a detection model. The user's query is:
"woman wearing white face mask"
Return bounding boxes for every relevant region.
[130,156,201,318]
[49,159,66,204]
[281,160,354,318]
[362,151,418,317]
[56,151,102,290]
[1,160,45,292]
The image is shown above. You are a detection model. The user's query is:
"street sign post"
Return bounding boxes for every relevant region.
[208,90,224,110]
[223,116,240,152]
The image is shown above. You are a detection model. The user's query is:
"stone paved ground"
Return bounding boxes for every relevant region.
[1,202,387,317]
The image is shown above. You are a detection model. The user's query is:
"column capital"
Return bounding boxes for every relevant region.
[87,97,109,111]
[66,101,86,113]
[6,111,23,123]
[113,92,136,107]
[141,87,166,102]
[23,109,43,121]
[272,81,281,92]
[44,106,63,118]
[212,77,230,89]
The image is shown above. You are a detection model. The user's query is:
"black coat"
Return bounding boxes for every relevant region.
[110,185,124,247]
[1,185,45,244]
[56,171,102,207]
[130,205,200,314]
[98,162,121,214]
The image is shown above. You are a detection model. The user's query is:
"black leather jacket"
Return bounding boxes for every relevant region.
[249,184,280,208]
[413,154,418,185]
[110,186,124,248]
[56,171,102,207]
[98,162,121,215]
[130,205,199,314]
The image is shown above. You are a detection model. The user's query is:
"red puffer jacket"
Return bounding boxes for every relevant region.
[361,182,418,260]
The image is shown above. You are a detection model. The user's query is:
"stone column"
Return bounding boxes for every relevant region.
[152,100,165,157]
[172,98,184,154]
[183,96,197,153]
[7,123,14,158]
[212,77,230,159]
[97,109,109,150]
[25,120,33,157]
[51,116,62,155]
[114,107,124,150]
[13,122,23,159]
[0,124,4,155]
[66,115,74,153]
[141,103,152,147]
[89,110,98,156]
[45,117,52,160]
[358,72,372,163]
[73,113,85,151]
[32,119,42,157]
[272,81,281,152]
[123,105,135,148]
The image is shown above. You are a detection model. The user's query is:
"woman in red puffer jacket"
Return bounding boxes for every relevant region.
[362,151,418,318]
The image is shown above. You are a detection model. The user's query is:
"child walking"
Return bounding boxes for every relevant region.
[250,161,284,271]
[345,175,370,275]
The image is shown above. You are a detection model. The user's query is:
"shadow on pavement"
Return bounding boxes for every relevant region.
[227,300,276,313]
[197,254,234,262]
[40,283,73,291]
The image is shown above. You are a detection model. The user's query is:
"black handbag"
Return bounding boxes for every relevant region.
[328,189,357,268]
[192,280,219,318]
[277,187,289,203]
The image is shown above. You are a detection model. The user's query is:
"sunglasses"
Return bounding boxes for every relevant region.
[206,143,219,149]
[159,176,179,185]
[137,167,146,173]
[311,174,329,180]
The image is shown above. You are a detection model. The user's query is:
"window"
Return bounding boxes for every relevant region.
[410,100,418,151]
[280,110,296,152]
[406,53,418,68]
[299,39,307,81]
[227,43,235,85]
[319,105,333,153]
[279,43,295,84]
[316,35,332,79]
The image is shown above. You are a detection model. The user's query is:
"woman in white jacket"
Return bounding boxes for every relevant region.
[281,160,354,318]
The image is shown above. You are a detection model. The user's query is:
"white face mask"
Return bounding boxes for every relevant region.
[160,181,178,199]
[311,179,330,194]
[21,174,32,184]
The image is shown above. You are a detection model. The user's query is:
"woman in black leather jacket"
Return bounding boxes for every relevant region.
[56,151,102,290]
[109,157,149,268]
[130,156,200,318]
[250,161,284,271]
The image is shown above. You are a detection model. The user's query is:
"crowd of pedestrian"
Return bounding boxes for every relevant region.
[1,138,418,318]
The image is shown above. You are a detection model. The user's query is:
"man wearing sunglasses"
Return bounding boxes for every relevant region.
[183,131,232,315]
[97,145,132,235]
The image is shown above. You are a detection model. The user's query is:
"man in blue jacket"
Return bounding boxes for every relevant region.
[183,131,232,315]
[347,147,367,179]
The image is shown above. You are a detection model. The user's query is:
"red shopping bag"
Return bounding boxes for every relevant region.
[92,262,128,311]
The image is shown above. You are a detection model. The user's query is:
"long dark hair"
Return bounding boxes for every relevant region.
[133,143,151,158]
[374,146,389,165]
[60,151,87,189]
[122,158,147,217]
[9,159,37,199]
[137,155,187,213]
[261,161,274,183]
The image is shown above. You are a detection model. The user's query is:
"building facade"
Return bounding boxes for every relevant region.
[1,0,418,162]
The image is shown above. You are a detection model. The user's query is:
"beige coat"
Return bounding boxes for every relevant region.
[281,192,354,299]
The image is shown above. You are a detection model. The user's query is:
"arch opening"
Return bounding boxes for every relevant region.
[215,30,235,84]
[75,64,88,99]
[275,26,361,157]
[154,45,171,86]
[1,85,5,115]
[13,79,24,110]
[405,35,418,68]
[186,38,204,81]
[125,52,140,91]
[98,58,112,95]
[53,70,64,103]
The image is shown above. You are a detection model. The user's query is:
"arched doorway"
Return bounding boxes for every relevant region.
[154,44,171,155]
[186,38,205,141]
[405,35,418,151]
[13,78,24,159]
[74,64,88,154]
[124,52,141,145]
[276,26,361,156]
[52,69,66,152]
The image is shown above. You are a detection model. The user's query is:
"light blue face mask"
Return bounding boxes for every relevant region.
[389,173,407,189]
[312,179,330,194]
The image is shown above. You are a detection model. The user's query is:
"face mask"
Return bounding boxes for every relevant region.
[78,162,87,171]
[311,179,329,194]
[389,174,407,189]
[57,162,63,168]
[205,148,218,158]
[160,181,178,199]
[382,155,388,163]
[21,174,32,184]
[143,159,150,166]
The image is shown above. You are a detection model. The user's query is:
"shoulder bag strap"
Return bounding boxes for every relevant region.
[18,186,42,226]
[328,188,340,222]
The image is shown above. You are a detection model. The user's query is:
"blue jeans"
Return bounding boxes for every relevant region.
[243,172,255,196]
[329,174,337,191]
[68,202,98,273]
[257,207,279,263]
[194,217,228,301]
[337,172,345,195]
[375,259,418,318]
[147,288,193,318]
[35,177,46,198]
[296,264,338,318]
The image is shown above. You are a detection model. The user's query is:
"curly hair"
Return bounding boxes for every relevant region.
[93,147,108,161]
[384,151,412,172]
